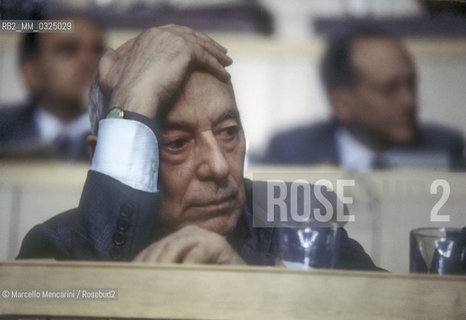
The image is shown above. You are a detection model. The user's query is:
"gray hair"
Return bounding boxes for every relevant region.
[88,78,110,135]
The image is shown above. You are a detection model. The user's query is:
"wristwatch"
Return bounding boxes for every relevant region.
[106,107,158,134]
[106,107,125,119]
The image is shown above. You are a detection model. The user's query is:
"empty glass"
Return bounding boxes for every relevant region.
[277,225,341,269]
[410,227,466,275]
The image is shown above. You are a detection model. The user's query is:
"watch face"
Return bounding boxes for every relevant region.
[107,107,124,119]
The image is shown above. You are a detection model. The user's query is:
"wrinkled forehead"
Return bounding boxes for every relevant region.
[161,71,240,129]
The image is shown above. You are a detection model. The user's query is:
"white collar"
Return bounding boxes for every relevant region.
[34,106,90,143]
[336,127,376,173]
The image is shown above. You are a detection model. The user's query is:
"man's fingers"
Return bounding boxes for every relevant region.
[191,46,231,82]
[157,239,199,263]
[161,24,228,54]
[133,250,145,262]
[202,44,232,66]
[182,241,245,265]
[206,58,231,82]
[134,235,195,263]
[160,24,232,68]
[193,31,228,54]
[187,32,232,66]
[190,30,230,60]
[138,242,167,262]
[133,245,151,262]
[115,37,137,56]
[133,226,244,265]
[182,245,217,264]
[134,241,164,262]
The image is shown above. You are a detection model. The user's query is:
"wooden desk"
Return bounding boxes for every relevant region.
[0,260,465,319]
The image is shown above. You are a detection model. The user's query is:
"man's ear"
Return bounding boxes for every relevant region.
[86,135,97,162]
[19,60,43,96]
[329,86,354,125]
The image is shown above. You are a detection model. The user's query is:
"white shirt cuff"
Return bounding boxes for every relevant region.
[91,118,158,192]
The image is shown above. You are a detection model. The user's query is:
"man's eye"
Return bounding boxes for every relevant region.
[165,139,188,151]
[218,126,239,141]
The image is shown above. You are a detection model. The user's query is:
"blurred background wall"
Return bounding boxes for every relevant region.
[1,0,465,159]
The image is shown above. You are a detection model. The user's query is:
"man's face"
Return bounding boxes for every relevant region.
[343,37,418,147]
[33,17,104,112]
[158,72,246,236]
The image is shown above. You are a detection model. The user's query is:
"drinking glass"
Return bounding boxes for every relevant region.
[277,225,341,269]
[410,227,466,275]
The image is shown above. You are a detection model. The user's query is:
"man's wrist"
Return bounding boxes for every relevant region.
[106,107,158,135]
[108,86,159,119]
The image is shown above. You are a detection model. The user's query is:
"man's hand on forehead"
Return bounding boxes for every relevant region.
[98,24,233,119]
[133,226,245,265]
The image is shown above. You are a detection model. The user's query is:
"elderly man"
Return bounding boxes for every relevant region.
[0,15,105,160]
[261,28,465,171]
[18,25,379,270]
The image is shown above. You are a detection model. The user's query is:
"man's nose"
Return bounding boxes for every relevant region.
[196,134,230,182]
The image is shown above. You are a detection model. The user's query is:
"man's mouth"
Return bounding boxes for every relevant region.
[190,193,237,214]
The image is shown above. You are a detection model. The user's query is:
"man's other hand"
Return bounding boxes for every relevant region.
[98,24,233,119]
[133,225,246,265]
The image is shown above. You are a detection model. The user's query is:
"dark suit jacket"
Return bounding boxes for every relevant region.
[17,171,381,271]
[0,102,38,144]
[260,120,466,170]
[0,102,89,161]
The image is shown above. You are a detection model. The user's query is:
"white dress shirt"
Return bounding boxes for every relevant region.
[34,106,90,143]
[335,127,376,173]
[336,127,449,171]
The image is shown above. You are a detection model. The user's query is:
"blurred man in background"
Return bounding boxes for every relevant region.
[260,27,466,172]
[0,15,105,161]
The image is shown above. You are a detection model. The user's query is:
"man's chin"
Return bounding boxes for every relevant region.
[192,210,242,236]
